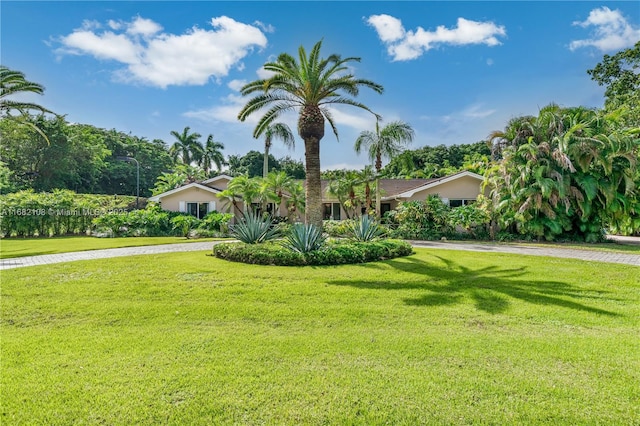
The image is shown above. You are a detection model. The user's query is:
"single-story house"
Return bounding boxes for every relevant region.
[149,171,486,221]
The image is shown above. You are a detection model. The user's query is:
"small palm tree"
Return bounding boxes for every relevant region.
[286,181,305,222]
[258,123,295,178]
[355,119,415,217]
[262,171,293,217]
[227,175,260,213]
[169,127,202,165]
[238,40,384,227]
[200,134,226,175]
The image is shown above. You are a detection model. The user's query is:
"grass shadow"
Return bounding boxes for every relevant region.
[328,254,620,316]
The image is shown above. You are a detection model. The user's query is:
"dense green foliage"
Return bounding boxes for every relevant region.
[587,41,639,126]
[226,150,306,178]
[0,189,134,237]
[386,196,454,240]
[382,141,491,178]
[92,206,232,238]
[213,239,413,266]
[0,115,173,196]
[485,104,639,241]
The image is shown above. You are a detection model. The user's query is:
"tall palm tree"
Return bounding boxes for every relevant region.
[200,134,226,175]
[354,119,415,217]
[238,40,384,227]
[169,127,202,166]
[257,122,295,178]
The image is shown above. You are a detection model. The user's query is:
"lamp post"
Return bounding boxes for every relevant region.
[116,156,140,209]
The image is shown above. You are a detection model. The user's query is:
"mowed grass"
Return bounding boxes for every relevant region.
[0,236,221,259]
[2,249,639,424]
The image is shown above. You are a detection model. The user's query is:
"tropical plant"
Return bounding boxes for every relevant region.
[200,134,226,175]
[355,119,415,217]
[485,104,640,241]
[281,222,326,253]
[387,195,452,240]
[262,171,293,217]
[1,66,55,143]
[285,180,305,222]
[348,215,386,242]
[170,214,201,238]
[230,211,280,244]
[587,41,640,126]
[326,170,361,219]
[151,165,205,195]
[227,175,260,213]
[238,39,384,227]
[169,127,203,165]
[0,66,52,117]
[357,165,377,215]
[256,122,295,178]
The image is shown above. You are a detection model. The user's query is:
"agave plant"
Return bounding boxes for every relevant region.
[230,210,280,244]
[281,223,326,253]
[349,215,386,242]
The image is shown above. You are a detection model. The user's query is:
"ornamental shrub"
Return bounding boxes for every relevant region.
[230,211,281,244]
[212,239,413,266]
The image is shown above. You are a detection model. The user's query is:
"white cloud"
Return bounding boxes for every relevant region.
[365,14,405,42]
[326,107,377,136]
[254,20,275,33]
[486,58,494,66]
[183,93,253,124]
[228,79,247,91]
[55,15,267,88]
[256,65,276,80]
[569,7,640,52]
[367,14,506,61]
[126,16,163,37]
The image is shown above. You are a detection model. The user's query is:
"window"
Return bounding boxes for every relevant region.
[186,202,209,219]
[251,203,275,216]
[323,203,341,220]
[448,199,476,208]
[381,203,391,216]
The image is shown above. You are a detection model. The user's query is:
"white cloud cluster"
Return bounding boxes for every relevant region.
[366,14,506,61]
[570,7,640,52]
[56,16,268,88]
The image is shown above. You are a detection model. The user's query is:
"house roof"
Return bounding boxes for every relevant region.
[148,182,223,202]
[201,174,233,186]
[381,171,484,201]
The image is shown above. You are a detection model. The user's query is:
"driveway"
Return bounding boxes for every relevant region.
[1,239,638,270]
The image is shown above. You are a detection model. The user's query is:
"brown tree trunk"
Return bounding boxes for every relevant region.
[299,105,325,227]
[304,136,323,227]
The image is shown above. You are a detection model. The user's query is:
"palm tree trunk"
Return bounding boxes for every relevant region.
[375,177,381,219]
[304,136,323,227]
[263,140,270,179]
[375,154,383,218]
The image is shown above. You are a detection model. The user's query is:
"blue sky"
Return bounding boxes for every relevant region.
[3,1,639,170]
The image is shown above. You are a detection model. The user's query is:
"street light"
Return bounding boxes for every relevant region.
[116,156,140,209]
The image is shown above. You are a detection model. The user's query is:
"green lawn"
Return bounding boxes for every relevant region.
[2,249,639,424]
[0,236,221,259]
